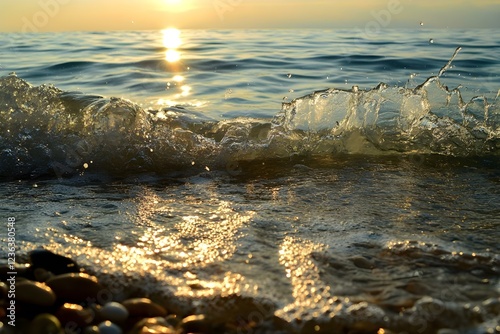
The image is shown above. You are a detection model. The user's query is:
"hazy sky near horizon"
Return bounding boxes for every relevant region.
[0,0,499,32]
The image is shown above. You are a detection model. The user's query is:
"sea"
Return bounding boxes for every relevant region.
[0,28,499,333]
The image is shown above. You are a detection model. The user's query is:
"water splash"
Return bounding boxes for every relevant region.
[0,49,499,179]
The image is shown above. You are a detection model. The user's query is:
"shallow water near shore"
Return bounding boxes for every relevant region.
[2,155,500,333]
[0,29,499,332]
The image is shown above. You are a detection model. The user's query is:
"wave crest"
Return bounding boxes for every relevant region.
[0,54,499,179]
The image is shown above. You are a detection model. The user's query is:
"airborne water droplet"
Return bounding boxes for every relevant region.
[429,38,434,44]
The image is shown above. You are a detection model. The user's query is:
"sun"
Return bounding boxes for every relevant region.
[165,0,182,5]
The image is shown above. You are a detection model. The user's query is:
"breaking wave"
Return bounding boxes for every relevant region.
[1,48,499,179]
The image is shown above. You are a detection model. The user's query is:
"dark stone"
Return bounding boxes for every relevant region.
[0,263,34,281]
[46,273,102,303]
[29,249,80,275]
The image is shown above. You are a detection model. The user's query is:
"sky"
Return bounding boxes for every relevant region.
[0,0,499,32]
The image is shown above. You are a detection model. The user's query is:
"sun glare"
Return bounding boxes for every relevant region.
[165,49,181,62]
[163,28,181,49]
[162,28,182,63]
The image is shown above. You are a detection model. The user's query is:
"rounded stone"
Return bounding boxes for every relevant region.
[29,249,80,275]
[46,273,103,303]
[121,298,167,318]
[83,326,100,334]
[181,314,210,333]
[29,313,63,334]
[100,301,129,323]
[16,280,56,306]
[0,282,8,299]
[164,314,181,328]
[34,268,54,282]
[55,303,94,327]
[129,317,176,334]
[0,263,33,281]
[98,321,123,334]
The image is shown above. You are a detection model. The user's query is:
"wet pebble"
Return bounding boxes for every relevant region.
[0,263,32,281]
[34,267,53,282]
[46,273,102,303]
[129,317,176,334]
[55,303,94,327]
[436,329,459,334]
[404,281,430,295]
[16,280,56,306]
[98,321,122,334]
[100,301,129,323]
[121,298,167,318]
[482,297,500,314]
[349,256,375,269]
[0,282,7,299]
[29,249,80,275]
[181,314,210,333]
[29,313,63,334]
[164,314,181,328]
[83,326,100,334]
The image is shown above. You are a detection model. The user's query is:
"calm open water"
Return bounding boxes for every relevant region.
[0,29,499,333]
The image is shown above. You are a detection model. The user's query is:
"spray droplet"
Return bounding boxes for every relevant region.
[429,38,434,44]
[287,73,292,78]
[420,21,424,26]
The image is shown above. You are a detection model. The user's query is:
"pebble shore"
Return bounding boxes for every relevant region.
[0,249,272,334]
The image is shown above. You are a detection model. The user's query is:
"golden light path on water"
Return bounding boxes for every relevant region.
[157,28,201,107]
[36,186,260,305]
[163,28,182,63]
[28,184,354,322]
